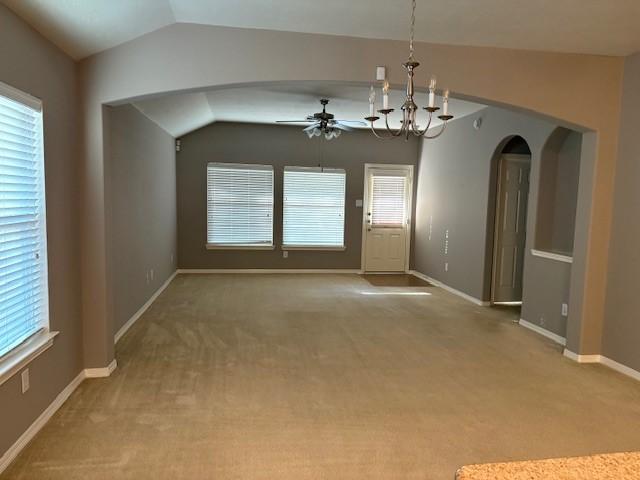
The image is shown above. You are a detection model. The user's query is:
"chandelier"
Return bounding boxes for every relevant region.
[365,0,454,140]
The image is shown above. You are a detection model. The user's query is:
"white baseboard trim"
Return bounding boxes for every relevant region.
[563,350,640,382]
[409,270,490,306]
[600,356,640,382]
[0,355,123,474]
[114,271,177,344]
[177,268,361,274]
[519,319,567,346]
[562,349,601,363]
[0,370,84,474]
[84,359,117,378]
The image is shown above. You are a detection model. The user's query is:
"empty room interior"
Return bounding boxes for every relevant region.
[1,1,640,479]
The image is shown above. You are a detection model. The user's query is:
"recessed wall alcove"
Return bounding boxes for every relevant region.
[534,127,582,259]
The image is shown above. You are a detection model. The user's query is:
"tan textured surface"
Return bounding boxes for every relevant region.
[3,274,640,480]
[456,452,640,479]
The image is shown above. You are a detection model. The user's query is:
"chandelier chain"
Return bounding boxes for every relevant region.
[409,0,416,60]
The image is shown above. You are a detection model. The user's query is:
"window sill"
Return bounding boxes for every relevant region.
[282,245,346,251]
[206,244,275,251]
[0,331,59,387]
[531,249,573,264]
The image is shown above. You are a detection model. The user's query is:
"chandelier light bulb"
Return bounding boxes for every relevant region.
[443,89,450,115]
[382,80,390,109]
[369,85,376,116]
[428,75,437,108]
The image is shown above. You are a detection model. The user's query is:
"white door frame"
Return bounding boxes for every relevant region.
[361,163,414,273]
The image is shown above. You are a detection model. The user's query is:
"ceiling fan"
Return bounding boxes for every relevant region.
[276,99,366,140]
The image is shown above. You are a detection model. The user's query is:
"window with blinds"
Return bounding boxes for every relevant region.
[206,163,274,247]
[370,175,406,226]
[283,167,346,248]
[0,83,49,359]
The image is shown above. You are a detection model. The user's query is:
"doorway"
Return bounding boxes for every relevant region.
[491,137,531,304]
[362,164,413,272]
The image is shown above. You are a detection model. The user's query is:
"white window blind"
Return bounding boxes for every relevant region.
[207,163,274,246]
[283,167,346,248]
[370,175,406,226]
[0,83,49,359]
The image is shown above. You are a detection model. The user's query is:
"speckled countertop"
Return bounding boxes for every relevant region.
[456,452,640,480]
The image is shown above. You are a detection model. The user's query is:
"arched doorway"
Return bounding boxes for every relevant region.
[490,136,532,304]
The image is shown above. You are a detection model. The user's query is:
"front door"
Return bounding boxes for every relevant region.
[492,154,531,303]
[363,166,413,272]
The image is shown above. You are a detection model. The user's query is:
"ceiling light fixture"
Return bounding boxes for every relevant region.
[365,0,454,140]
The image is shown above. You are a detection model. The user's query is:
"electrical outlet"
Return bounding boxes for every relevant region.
[540,317,546,326]
[562,303,568,317]
[444,262,449,272]
[21,369,29,393]
[283,250,288,259]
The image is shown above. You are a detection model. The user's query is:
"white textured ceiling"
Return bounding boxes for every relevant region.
[132,82,486,138]
[3,0,640,59]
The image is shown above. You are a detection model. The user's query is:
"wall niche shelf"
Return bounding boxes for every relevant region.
[531,249,573,264]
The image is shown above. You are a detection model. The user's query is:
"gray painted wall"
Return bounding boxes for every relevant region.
[176,122,418,270]
[413,106,574,338]
[108,105,177,334]
[535,129,581,256]
[0,5,83,457]
[603,52,640,371]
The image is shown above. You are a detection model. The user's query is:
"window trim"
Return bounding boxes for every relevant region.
[206,162,275,249]
[281,245,347,251]
[0,81,54,381]
[0,331,58,387]
[206,244,275,251]
[282,166,347,251]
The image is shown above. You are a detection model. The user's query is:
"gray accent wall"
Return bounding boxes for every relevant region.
[108,105,177,334]
[535,128,581,256]
[413,106,576,338]
[603,52,640,372]
[0,5,83,458]
[176,122,418,270]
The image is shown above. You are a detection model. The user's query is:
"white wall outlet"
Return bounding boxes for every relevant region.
[376,66,386,81]
[355,199,363,207]
[444,262,449,272]
[21,369,29,393]
[540,317,546,326]
[562,303,568,317]
[283,250,288,258]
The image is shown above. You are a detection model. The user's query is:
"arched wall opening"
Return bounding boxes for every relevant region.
[486,135,532,305]
[77,23,615,370]
[535,127,582,257]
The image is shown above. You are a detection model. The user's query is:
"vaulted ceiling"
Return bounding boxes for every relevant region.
[132,83,486,137]
[3,0,640,60]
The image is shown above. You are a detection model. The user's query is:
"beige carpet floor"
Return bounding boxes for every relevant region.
[3,273,640,479]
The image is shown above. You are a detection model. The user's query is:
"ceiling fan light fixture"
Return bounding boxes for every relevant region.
[277,99,365,140]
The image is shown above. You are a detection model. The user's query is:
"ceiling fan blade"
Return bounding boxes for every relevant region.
[303,123,321,132]
[276,120,314,123]
[332,123,355,131]
[334,120,368,125]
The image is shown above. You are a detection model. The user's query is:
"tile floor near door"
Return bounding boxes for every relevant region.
[4,274,640,479]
